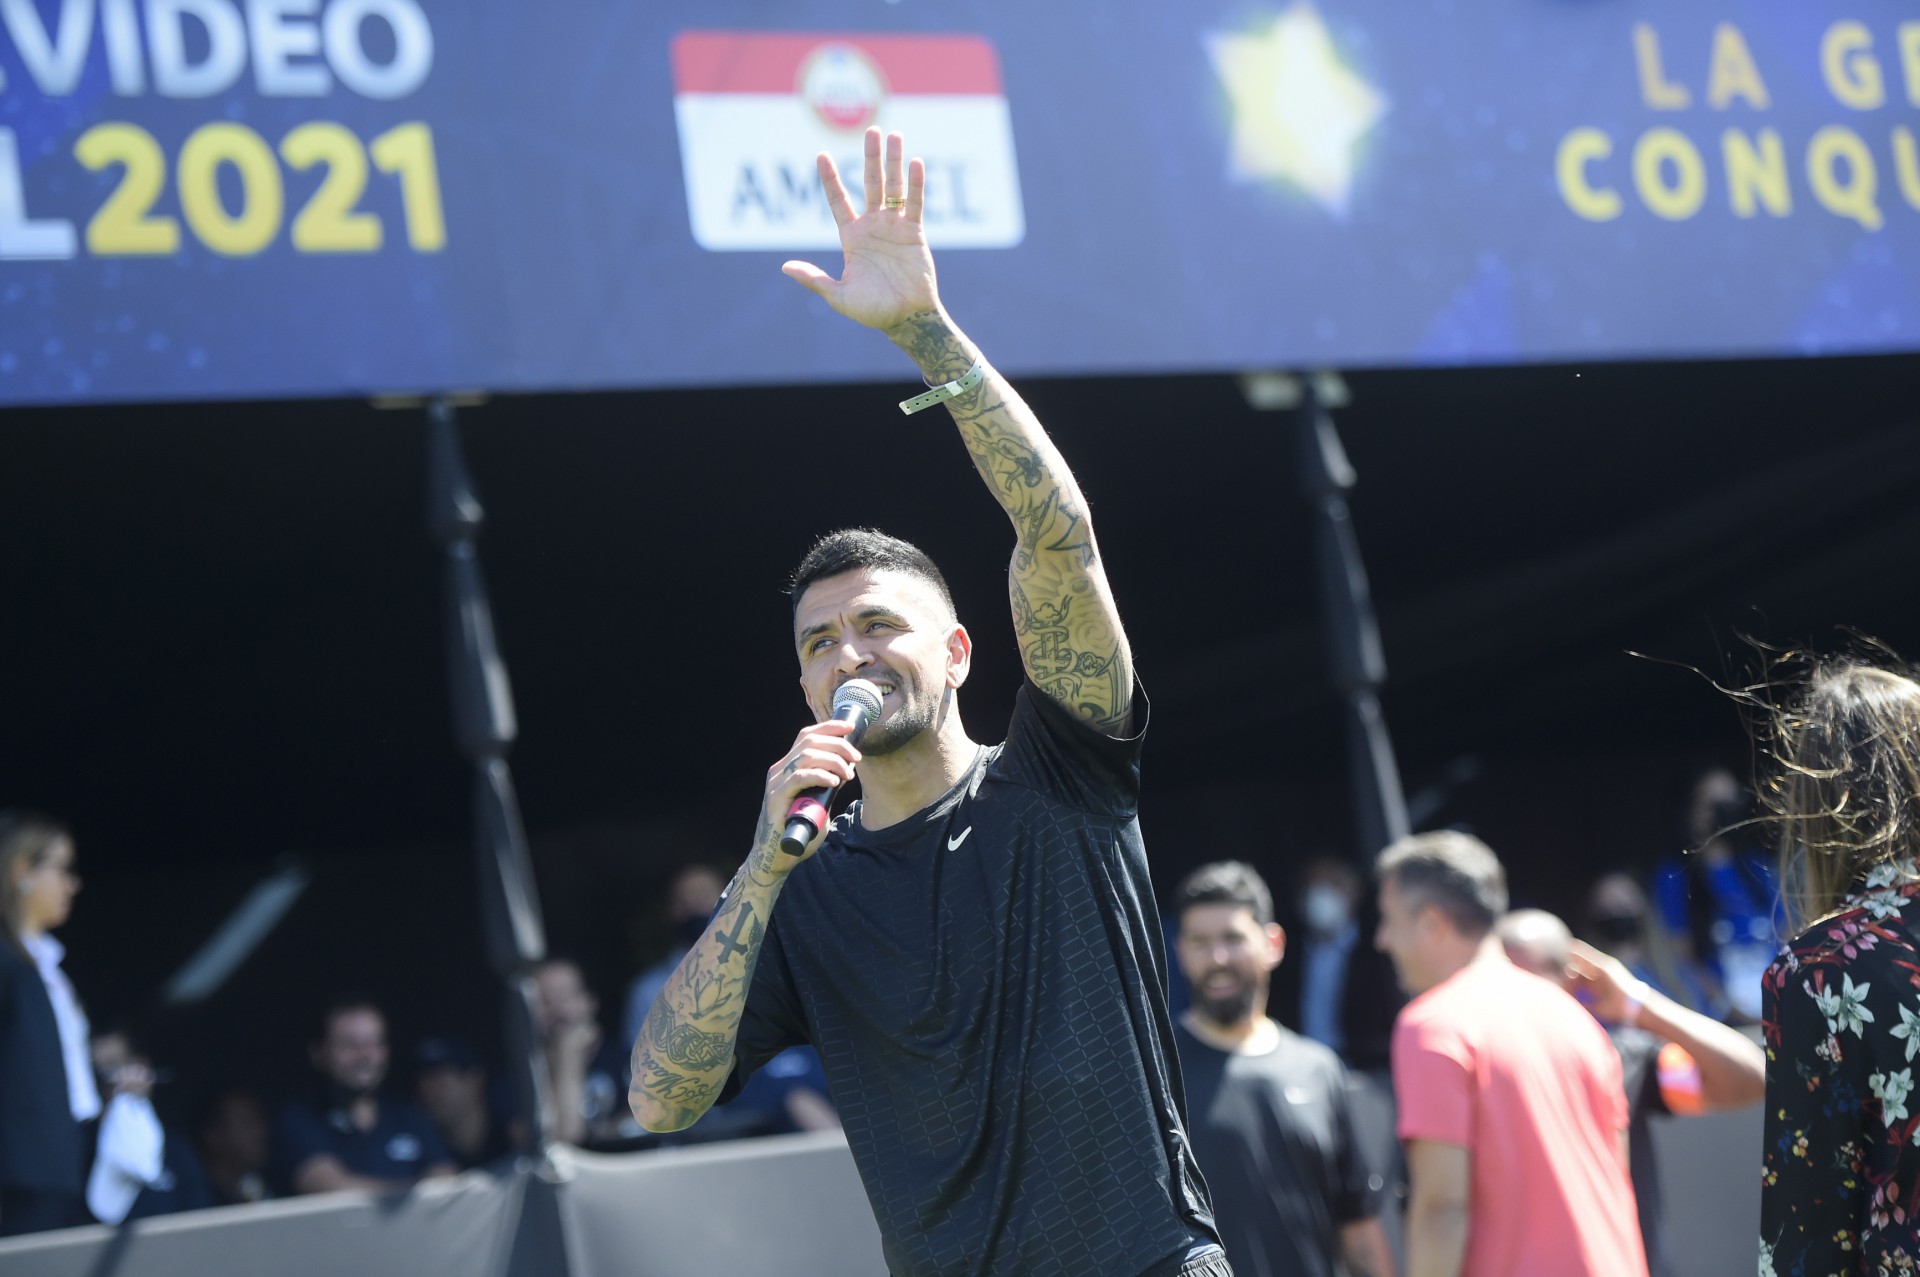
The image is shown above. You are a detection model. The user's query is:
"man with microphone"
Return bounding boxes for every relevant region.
[629,128,1227,1277]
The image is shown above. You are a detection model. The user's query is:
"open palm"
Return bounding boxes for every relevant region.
[783,128,940,333]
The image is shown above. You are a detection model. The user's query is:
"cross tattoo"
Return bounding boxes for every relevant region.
[713,903,758,964]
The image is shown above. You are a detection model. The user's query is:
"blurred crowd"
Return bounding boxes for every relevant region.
[1161,766,1770,1277]
[0,828,839,1237]
[0,766,1773,1273]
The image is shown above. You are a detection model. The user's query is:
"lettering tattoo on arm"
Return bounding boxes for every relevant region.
[890,311,1133,731]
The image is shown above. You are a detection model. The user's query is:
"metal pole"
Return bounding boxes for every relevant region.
[1290,374,1411,864]
[424,398,558,1155]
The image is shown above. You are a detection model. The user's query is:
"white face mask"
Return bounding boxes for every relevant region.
[1302,884,1352,935]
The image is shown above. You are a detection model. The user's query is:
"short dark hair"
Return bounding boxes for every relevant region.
[314,995,384,1043]
[1172,861,1275,928]
[789,528,955,619]
[1375,831,1508,938]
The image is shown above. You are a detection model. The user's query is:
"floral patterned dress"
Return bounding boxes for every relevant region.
[1762,864,1920,1276]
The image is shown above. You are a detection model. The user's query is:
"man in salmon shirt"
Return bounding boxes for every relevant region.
[1372,832,1646,1277]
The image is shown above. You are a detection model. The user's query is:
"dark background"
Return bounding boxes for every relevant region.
[3,350,1916,1117]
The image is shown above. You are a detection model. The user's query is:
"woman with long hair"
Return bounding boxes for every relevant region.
[0,812,98,1235]
[1759,656,1920,1274]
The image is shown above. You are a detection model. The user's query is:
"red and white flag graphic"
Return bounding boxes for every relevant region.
[671,31,1025,251]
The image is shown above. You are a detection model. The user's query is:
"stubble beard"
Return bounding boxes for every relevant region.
[856,676,942,757]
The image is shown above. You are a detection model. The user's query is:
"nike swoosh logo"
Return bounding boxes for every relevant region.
[947,826,973,851]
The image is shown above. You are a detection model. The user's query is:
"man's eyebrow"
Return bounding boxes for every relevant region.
[796,606,904,648]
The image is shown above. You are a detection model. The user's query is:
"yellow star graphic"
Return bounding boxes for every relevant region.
[1206,4,1387,216]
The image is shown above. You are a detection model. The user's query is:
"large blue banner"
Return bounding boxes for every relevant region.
[1,1,1915,404]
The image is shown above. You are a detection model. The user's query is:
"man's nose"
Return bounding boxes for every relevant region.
[832,638,875,675]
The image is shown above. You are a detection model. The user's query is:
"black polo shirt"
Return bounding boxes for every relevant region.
[273,1093,449,1191]
[723,682,1219,1277]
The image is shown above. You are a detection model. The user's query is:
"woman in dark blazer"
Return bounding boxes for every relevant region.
[0,813,89,1235]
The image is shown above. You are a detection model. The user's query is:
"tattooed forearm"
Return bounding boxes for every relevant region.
[638,1059,714,1103]
[886,309,1133,729]
[888,311,977,383]
[644,1001,735,1071]
[712,901,763,963]
[628,858,786,1132]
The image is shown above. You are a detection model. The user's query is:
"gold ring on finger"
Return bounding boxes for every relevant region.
[884,196,906,209]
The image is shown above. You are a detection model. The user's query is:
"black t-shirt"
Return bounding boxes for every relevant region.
[1174,1022,1383,1277]
[724,682,1219,1277]
[1608,1024,1671,1277]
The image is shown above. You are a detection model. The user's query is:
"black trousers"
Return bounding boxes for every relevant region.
[0,1186,87,1236]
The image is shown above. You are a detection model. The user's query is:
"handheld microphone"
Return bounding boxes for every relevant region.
[780,678,885,855]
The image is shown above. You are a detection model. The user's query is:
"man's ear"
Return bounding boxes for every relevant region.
[945,623,973,689]
[1265,923,1287,970]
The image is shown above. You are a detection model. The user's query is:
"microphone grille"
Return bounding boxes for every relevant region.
[832,678,885,721]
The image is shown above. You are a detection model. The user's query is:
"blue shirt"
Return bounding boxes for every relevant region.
[273,1094,449,1191]
[1298,922,1359,1058]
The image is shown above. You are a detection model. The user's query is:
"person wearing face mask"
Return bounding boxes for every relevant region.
[1584,873,1725,1020]
[1271,857,1403,1072]
[0,812,97,1235]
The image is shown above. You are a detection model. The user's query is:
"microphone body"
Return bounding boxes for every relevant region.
[780,679,884,855]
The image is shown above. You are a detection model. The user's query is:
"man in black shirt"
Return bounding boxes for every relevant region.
[630,127,1225,1277]
[1172,863,1394,1277]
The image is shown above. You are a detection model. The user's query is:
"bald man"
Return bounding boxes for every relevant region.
[1496,909,1764,1277]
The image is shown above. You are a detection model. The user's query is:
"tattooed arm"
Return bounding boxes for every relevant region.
[782,127,1132,730]
[628,844,785,1132]
[887,313,1131,729]
[629,717,860,1132]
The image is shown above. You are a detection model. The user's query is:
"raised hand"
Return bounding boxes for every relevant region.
[782,128,938,333]
[1566,938,1643,1024]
